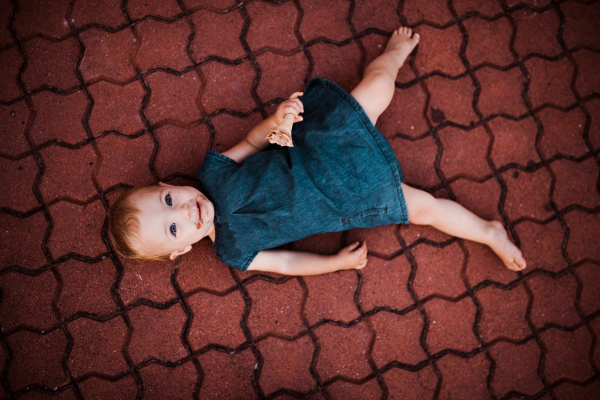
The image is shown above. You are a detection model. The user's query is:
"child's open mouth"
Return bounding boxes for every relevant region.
[195,199,203,229]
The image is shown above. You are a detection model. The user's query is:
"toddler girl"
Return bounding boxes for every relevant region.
[108,27,526,275]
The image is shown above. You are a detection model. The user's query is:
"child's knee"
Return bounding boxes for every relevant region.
[407,190,437,226]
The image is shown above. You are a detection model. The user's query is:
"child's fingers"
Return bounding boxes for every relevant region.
[284,98,304,113]
[345,242,361,252]
[288,92,303,99]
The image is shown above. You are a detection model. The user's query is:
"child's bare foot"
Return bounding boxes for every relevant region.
[384,26,420,67]
[486,221,527,272]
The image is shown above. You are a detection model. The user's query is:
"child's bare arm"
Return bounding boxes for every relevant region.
[246,242,368,275]
[222,93,304,163]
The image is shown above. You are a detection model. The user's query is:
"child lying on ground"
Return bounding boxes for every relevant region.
[108,27,527,275]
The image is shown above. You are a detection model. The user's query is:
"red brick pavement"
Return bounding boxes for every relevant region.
[1,0,599,398]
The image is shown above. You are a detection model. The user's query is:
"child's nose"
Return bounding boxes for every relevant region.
[180,203,191,220]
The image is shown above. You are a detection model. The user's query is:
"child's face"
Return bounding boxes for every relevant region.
[130,183,215,260]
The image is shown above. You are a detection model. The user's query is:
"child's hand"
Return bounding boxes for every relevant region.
[273,92,304,126]
[336,242,368,270]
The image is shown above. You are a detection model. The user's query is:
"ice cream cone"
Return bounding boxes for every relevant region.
[265,113,295,147]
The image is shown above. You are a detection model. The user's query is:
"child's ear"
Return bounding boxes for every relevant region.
[158,181,172,187]
[169,245,192,260]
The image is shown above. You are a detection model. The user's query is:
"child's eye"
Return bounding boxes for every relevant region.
[166,194,172,206]
[170,223,176,237]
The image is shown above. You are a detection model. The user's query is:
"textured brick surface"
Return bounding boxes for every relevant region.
[2,1,599,398]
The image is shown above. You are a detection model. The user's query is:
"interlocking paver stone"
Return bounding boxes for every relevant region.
[488,339,544,398]
[47,200,108,259]
[327,379,382,399]
[0,212,48,269]
[551,157,600,211]
[404,0,452,26]
[187,290,247,350]
[189,9,245,62]
[22,37,81,91]
[0,100,30,156]
[3,0,598,396]
[553,380,600,400]
[128,0,181,19]
[30,90,89,145]
[95,133,155,189]
[154,123,210,179]
[78,375,138,400]
[12,0,71,40]
[88,80,146,136]
[424,74,478,127]
[197,349,257,399]
[575,262,600,317]
[438,125,491,180]
[538,107,588,159]
[411,242,466,300]
[303,270,360,325]
[70,0,127,29]
[134,18,193,73]
[450,177,502,221]
[39,144,98,202]
[7,330,68,391]
[257,335,315,395]
[370,309,427,367]
[436,352,491,399]
[0,270,57,332]
[199,60,256,115]
[502,167,553,221]
[377,84,429,139]
[0,0,14,48]
[488,116,540,168]
[512,8,562,58]
[357,256,413,311]
[67,316,128,377]
[564,210,600,264]
[118,256,178,305]
[525,57,576,109]
[300,0,352,43]
[246,278,305,338]
[246,1,299,52]
[80,27,138,83]
[414,25,464,77]
[390,134,440,188]
[540,325,595,384]
[255,51,308,103]
[0,47,24,101]
[139,362,198,398]
[573,48,600,99]
[514,219,567,273]
[424,296,479,354]
[527,272,581,329]
[382,365,438,400]
[464,16,513,68]
[0,155,40,213]
[476,283,531,342]
[129,304,188,363]
[313,321,372,381]
[475,66,527,118]
[56,258,116,317]
[308,41,362,93]
[560,1,600,50]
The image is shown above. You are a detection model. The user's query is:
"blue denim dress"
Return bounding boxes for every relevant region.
[197,77,409,272]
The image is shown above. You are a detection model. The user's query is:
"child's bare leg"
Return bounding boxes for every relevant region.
[401,183,527,271]
[351,27,420,125]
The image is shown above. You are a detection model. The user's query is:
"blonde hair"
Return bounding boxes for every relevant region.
[107,185,172,262]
